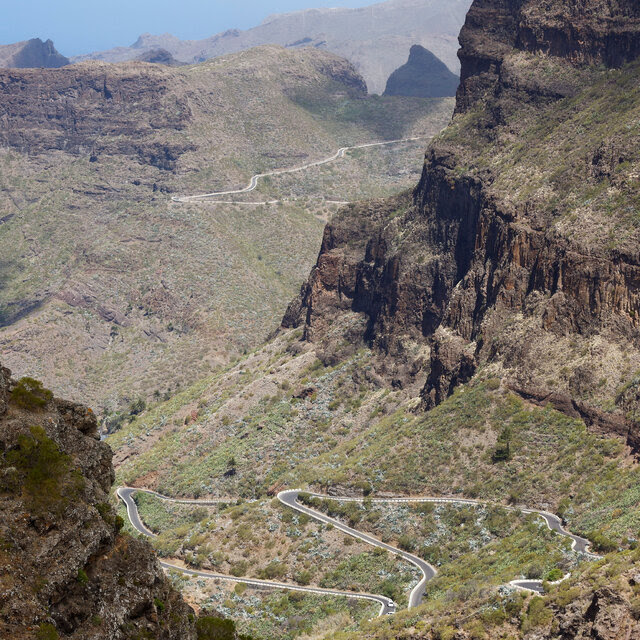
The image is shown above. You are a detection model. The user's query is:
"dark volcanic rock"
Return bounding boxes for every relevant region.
[0,38,69,69]
[456,0,640,113]
[384,44,459,97]
[0,62,194,168]
[285,0,640,448]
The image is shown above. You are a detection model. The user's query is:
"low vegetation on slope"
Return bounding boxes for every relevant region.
[110,323,639,638]
[0,45,453,416]
[442,55,640,252]
[113,331,638,549]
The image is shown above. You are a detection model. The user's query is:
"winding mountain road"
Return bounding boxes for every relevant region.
[278,490,434,608]
[117,486,596,616]
[171,137,425,204]
[116,487,396,616]
[302,494,593,554]
[294,493,597,597]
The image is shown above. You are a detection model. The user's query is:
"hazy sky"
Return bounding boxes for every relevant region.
[2,0,379,56]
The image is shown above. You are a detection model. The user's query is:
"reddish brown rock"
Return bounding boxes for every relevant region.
[284,0,640,450]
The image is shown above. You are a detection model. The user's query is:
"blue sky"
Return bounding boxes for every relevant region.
[2,0,378,56]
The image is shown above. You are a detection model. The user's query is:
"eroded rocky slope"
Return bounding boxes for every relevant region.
[0,365,196,639]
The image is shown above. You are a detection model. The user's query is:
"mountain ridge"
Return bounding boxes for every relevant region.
[70,0,472,94]
[284,0,640,450]
[0,37,69,69]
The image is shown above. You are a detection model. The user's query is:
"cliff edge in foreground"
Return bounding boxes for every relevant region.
[0,365,196,639]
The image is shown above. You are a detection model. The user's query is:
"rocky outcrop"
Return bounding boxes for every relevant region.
[0,364,197,639]
[384,45,459,97]
[545,579,640,640]
[285,0,640,449]
[136,48,184,66]
[0,62,194,168]
[0,38,69,69]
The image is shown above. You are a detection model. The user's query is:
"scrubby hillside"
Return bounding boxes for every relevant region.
[0,45,453,417]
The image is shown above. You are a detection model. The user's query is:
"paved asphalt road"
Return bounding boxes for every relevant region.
[314,494,594,555]
[171,137,425,203]
[118,486,598,613]
[278,490,436,608]
[298,493,598,594]
[116,487,396,616]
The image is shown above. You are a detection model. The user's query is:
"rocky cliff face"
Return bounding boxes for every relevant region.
[285,0,640,451]
[0,365,196,639]
[0,47,370,170]
[0,62,193,168]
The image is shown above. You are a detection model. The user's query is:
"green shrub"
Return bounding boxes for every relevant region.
[230,560,248,577]
[378,579,399,601]
[504,594,525,617]
[36,623,59,640]
[465,619,486,639]
[5,426,83,514]
[154,597,165,613]
[525,564,544,579]
[196,615,236,640]
[522,596,553,632]
[10,377,52,411]
[96,502,114,525]
[435,626,456,640]
[295,569,312,585]
[492,426,512,462]
[589,530,618,553]
[398,534,417,552]
[128,398,146,417]
[545,567,564,582]
[77,568,88,585]
[258,560,287,580]
[481,607,507,626]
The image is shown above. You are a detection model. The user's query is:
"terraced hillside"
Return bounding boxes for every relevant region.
[0,45,453,417]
